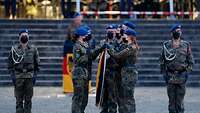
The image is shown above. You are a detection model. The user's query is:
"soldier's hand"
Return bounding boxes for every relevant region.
[102,43,111,49]
[10,72,16,86]
[186,66,192,73]
[32,72,37,85]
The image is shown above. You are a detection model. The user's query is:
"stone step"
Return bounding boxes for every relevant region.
[0,40,198,47]
[0,29,199,36]
[0,34,199,41]
[0,45,198,50]
[138,80,200,87]
[0,19,199,24]
[0,19,200,86]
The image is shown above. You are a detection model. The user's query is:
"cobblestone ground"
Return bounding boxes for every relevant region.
[0,87,200,113]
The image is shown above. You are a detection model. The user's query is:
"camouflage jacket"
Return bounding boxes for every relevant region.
[109,42,138,68]
[98,39,121,69]
[8,44,40,78]
[73,41,104,78]
[159,40,194,72]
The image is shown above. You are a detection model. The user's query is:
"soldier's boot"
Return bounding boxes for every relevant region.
[16,98,24,113]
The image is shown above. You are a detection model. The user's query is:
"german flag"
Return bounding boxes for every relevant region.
[96,49,107,107]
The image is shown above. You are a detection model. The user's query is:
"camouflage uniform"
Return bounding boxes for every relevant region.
[8,44,40,113]
[112,40,125,113]
[109,42,138,113]
[72,40,103,113]
[98,39,118,113]
[159,40,194,113]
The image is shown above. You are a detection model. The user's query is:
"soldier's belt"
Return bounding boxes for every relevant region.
[15,68,33,73]
[122,64,136,68]
[106,64,119,69]
[167,68,186,74]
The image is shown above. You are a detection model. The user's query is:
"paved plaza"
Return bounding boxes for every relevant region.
[0,87,200,113]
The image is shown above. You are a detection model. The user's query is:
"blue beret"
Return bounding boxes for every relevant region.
[75,27,88,36]
[73,12,82,18]
[82,25,91,34]
[123,21,136,29]
[125,29,137,37]
[19,29,28,35]
[106,24,118,29]
[171,24,181,32]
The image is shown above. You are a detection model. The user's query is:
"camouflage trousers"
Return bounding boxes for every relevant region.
[72,77,89,113]
[117,67,138,113]
[167,84,186,113]
[100,70,118,113]
[15,78,33,113]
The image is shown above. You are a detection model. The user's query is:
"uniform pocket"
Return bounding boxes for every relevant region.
[121,67,138,87]
[168,71,187,84]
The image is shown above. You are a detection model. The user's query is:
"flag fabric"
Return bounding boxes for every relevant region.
[96,49,107,107]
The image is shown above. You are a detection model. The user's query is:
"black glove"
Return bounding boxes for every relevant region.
[10,72,16,86]
[32,71,37,85]
[102,43,111,49]
[160,65,165,74]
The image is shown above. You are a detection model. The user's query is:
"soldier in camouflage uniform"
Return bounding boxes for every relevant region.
[98,24,119,113]
[72,26,105,113]
[8,29,40,113]
[109,29,139,113]
[159,24,194,113]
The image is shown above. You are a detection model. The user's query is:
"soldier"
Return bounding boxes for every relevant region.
[112,25,125,113]
[72,26,106,113]
[8,29,40,113]
[99,24,119,113]
[109,29,139,113]
[82,25,96,81]
[159,24,194,113]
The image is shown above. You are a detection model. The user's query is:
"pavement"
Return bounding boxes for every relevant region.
[0,86,200,113]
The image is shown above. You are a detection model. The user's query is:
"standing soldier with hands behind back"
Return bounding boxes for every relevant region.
[8,29,40,113]
[159,24,194,113]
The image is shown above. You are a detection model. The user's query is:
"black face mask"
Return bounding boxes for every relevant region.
[116,33,121,39]
[122,37,128,43]
[20,35,29,44]
[120,29,124,36]
[73,34,79,41]
[84,34,92,42]
[107,32,114,39]
[173,31,181,40]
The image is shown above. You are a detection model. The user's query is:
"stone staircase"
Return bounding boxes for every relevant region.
[0,19,199,86]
